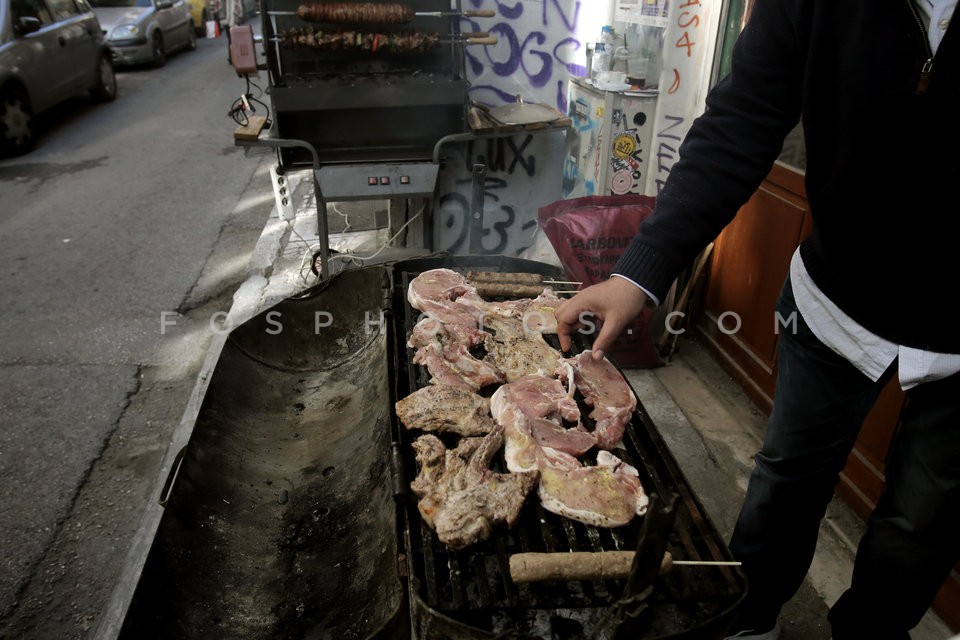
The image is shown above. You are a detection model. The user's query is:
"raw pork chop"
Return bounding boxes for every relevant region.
[407,268,486,328]
[490,374,595,471]
[559,350,637,449]
[537,449,650,527]
[409,316,504,391]
[395,384,494,436]
[409,425,538,549]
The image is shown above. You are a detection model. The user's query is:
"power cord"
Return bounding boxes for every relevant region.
[227,76,271,127]
[315,202,425,273]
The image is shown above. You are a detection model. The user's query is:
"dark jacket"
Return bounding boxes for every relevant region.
[613,0,959,352]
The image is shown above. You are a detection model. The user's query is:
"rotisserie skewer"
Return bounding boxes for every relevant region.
[268,3,495,24]
[275,28,495,51]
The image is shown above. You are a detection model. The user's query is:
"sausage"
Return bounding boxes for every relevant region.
[467,271,544,286]
[508,551,674,583]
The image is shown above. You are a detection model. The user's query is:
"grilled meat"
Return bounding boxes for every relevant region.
[279,27,440,53]
[410,425,538,549]
[296,2,415,24]
[395,384,495,436]
[482,314,561,382]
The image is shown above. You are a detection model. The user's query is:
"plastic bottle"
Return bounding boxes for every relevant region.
[590,25,615,85]
[590,43,608,84]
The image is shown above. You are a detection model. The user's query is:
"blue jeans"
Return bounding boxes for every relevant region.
[728,278,960,639]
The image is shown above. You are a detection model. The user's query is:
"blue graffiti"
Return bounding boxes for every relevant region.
[542,0,580,31]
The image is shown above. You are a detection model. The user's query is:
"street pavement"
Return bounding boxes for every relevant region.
[0,28,277,639]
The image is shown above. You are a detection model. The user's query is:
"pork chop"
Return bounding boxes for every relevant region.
[559,350,637,449]
[395,384,495,436]
[409,425,538,549]
[537,449,649,527]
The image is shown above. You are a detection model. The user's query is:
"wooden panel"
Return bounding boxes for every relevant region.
[699,162,809,407]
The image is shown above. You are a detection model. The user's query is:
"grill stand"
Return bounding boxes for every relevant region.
[606,493,679,636]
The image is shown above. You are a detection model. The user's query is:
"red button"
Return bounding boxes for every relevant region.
[379,176,390,185]
[400,175,410,184]
[368,177,378,186]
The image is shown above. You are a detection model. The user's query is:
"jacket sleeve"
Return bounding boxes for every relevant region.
[613,0,806,302]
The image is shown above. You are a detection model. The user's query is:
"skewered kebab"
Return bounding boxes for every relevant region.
[269,2,495,24]
[466,270,582,297]
[277,27,494,51]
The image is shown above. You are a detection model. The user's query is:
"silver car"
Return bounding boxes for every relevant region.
[91,0,194,67]
[0,0,117,155]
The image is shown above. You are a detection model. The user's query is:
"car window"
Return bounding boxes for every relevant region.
[47,0,81,20]
[12,0,55,24]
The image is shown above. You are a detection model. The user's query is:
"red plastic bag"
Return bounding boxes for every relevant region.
[538,194,663,368]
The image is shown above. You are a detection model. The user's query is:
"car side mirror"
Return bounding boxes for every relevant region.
[14,16,43,35]
[156,0,173,8]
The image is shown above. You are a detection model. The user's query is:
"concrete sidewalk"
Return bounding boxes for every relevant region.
[221,166,956,640]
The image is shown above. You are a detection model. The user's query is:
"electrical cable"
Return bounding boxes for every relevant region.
[326,201,424,265]
[309,200,418,275]
[227,76,272,127]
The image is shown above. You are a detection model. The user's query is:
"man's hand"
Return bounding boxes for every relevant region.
[555,277,648,360]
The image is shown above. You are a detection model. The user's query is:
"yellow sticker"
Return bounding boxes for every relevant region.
[613,133,637,159]
[596,105,604,118]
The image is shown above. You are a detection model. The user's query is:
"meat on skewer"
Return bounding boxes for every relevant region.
[290,2,495,23]
[279,27,441,53]
[296,2,414,24]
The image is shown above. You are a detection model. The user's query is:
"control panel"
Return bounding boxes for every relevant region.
[316,162,441,201]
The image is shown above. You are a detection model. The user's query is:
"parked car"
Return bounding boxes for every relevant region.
[90,0,194,67]
[0,0,117,156]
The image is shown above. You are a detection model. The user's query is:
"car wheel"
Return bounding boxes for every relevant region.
[90,54,118,102]
[152,31,167,67]
[0,87,35,157]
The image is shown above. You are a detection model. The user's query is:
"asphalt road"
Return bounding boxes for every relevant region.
[0,30,275,639]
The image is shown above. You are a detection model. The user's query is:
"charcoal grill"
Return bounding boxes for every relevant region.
[98,256,746,640]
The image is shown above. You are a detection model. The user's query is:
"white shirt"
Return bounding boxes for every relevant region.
[789,4,958,391]
[914,0,956,50]
[791,252,960,390]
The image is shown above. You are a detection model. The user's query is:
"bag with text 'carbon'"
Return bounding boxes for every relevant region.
[538,194,663,368]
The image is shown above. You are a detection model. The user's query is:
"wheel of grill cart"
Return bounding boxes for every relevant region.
[151,31,167,67]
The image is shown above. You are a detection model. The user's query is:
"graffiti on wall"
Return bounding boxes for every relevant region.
[434,0,609,257]
[645,0,717,195]
[459,0,595,111]
[435,132,562,256]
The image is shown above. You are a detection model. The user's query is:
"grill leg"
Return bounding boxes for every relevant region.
[469,163,486,254]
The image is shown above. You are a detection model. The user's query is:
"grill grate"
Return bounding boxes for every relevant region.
[388,257,746,639]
